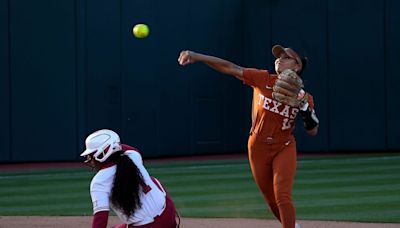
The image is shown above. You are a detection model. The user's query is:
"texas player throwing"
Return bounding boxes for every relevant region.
[178,45,319,228]
[81,129,178,228]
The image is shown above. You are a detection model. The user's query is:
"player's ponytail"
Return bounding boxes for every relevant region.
[110,152,145,217]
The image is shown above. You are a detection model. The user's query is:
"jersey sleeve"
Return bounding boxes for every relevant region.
[242,68,269,88]
[90,171,114,214]
[90,184,110,214]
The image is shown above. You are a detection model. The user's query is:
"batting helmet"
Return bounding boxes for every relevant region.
[80,129,122,163]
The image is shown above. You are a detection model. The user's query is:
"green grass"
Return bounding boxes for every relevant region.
[0,154,399,223]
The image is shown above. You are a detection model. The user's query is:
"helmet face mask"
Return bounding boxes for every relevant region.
[81,129,122,163]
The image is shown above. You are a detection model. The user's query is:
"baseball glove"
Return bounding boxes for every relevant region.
[272,69,308,107]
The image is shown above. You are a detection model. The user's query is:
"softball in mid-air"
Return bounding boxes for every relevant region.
[132,24,149,38]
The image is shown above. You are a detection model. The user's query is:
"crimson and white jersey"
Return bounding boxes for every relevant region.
[89,150,166,226]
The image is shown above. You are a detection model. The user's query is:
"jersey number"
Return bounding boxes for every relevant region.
[282,118,294,130]
[142,183,152,194]
[142,178,166,194]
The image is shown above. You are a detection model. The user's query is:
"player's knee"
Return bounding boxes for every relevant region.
[275,193,292,206]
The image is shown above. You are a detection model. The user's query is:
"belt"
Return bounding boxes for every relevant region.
[265,136,291,145]
[251,132,294,145]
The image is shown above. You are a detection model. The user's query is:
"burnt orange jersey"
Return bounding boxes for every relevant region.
[243,68,314,141]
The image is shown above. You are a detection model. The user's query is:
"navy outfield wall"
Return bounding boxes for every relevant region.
[243,0,400,152]
[0,0,399,162]
[0,0,10,161]
[1,0,77,162]
[385,0,400,150]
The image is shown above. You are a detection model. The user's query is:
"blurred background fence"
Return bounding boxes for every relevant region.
[1,0,399,162]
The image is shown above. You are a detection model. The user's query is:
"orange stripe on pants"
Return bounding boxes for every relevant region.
[248,133,297,228]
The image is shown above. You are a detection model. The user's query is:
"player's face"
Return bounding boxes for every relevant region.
[274,53,300,74]
[84,154,100,171]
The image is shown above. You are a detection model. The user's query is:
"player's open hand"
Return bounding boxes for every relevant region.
[178,50,195,66]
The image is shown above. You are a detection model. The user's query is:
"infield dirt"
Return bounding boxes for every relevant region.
[0,216,399,228]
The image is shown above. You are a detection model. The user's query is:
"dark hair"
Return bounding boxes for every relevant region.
[298,57,308,75]
[109,152,145,217]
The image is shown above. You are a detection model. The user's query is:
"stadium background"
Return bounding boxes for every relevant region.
[1,0,399,162]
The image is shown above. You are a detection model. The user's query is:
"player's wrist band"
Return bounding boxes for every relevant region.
[297,89,306,101]
[299,107,319,130]
[299,101,309,111]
